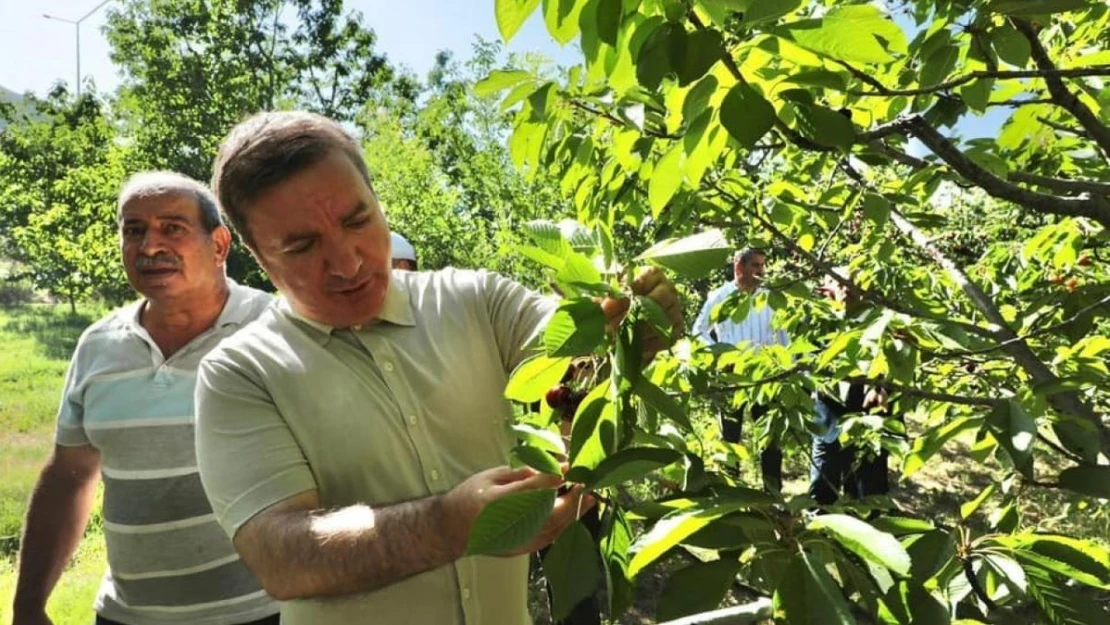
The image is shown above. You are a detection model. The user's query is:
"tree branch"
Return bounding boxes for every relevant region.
[1008,171,1110,197]
[1035,115,1089,138]
[985,97,1055,108]
[1012,19,1110,161]
[566,98,681,140]
[903,115,1110,228]
[843,172,1109,454]
[842,376,1002,407]
[835,58,1110,97]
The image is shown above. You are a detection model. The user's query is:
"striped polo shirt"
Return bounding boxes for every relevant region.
[54,280,277,625]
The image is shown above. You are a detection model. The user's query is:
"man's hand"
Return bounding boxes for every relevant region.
[863,386,889,412]
[441,466,596,557]
[600,267,684,355]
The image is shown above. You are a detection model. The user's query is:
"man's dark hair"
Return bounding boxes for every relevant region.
[735,248,766,266]
[211,111,374,249]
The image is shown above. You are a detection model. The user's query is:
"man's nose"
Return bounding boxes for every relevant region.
[325,240,362,279]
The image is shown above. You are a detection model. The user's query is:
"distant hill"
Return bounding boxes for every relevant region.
[0,86,29,131]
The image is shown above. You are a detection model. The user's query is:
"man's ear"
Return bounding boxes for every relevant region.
[212,225,233,268]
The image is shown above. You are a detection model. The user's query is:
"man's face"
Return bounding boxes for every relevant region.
[392,258,417,272]
[119,194,229,301]
[245,152,392,328]
[735,253,766,288]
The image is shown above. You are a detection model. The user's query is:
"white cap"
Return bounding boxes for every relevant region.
[390,232,416,261]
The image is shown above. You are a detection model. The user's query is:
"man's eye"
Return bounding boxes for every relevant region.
[347,217,371,229]
[285,241,313,255]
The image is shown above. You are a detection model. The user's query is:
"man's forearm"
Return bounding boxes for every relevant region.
[13,466,99,614]
[242,493,461,600]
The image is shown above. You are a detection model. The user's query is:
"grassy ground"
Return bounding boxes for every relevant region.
[0,303,105,625]
[0,301,1104,624]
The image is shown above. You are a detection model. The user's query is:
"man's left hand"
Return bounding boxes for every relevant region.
[600,267,684,356]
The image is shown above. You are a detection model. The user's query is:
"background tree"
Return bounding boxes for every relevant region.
[0,89,129,312]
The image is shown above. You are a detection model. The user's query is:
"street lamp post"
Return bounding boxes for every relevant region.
[43,0,114,97]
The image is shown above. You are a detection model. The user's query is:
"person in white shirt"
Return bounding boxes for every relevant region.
[692,248,788,492]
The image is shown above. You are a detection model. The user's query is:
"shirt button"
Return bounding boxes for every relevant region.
[407,414,418,425]
[382,362,394,372]
[462,587,471,600]
[430,469,440,480]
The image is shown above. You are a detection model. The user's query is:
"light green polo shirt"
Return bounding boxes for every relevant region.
[195,268,556,625]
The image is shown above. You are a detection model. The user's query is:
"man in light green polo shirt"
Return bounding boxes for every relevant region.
[194,111,683,624]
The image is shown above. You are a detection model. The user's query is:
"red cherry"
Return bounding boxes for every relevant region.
[546,386,570,409]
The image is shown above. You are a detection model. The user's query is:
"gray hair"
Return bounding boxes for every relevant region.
[117,171,223,232]
[734,248,766,265]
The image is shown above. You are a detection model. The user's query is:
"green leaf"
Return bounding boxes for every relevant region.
[636,229,732,278]
[960,483,995,520]
[745,0,802,24]
[795,103,856,149]
[510,444,564,475]
[808,514,911,576]
[628,507,722,576]
[1057,465,1110,499]
[474,70,533,97]
[774,550,857,625]
[920,46,959,87]
[506,355,572,402]
[511,423,566,455]
[986,0,1093,16]
[636,22,681,90]
[544,299,607,357]
[543,520,603,621]
[783,5,908,64]
[990,24,1031,67]
[785,68,848,90]
[633,377,693,433]
[677,30,725,86]
[466,488,555,555]
[1025,565,1110,625]
[648,142,686,216]
[543,0,584,44]
[869,516,935,536]
[904,416,980,477]
[496,0,542,42]
[526,219,574,257]
[595,0,622,45]
[683,75,719,124]
[986,400,1035,479]
[961,78,995,113]
[862,193,891,229]
[569,381,616,469]
[556,251,603,287]
[656,558,742,621]
[1005,535,1110,589]
[587,447,683,489]
[719,83,776,149]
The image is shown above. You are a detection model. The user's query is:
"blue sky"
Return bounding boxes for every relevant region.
[0,0,1002,141]
[0,0,579,96]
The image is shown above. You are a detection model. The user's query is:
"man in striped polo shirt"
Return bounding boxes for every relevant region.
[13,172,277,625]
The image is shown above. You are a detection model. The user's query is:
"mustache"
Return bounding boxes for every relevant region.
[135,253,181,270]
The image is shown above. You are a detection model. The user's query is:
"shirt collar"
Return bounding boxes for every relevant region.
[126,278,256,330]
[279,274,416,342]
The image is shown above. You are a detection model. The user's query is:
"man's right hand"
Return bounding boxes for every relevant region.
[441,466,595,557]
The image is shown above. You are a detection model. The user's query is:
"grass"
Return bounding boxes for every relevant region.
[0,303,105,625]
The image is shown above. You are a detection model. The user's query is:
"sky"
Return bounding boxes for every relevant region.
[0,0,1004,141]
[0,0,580,96]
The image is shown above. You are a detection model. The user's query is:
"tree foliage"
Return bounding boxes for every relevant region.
[472,0,1110,621]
